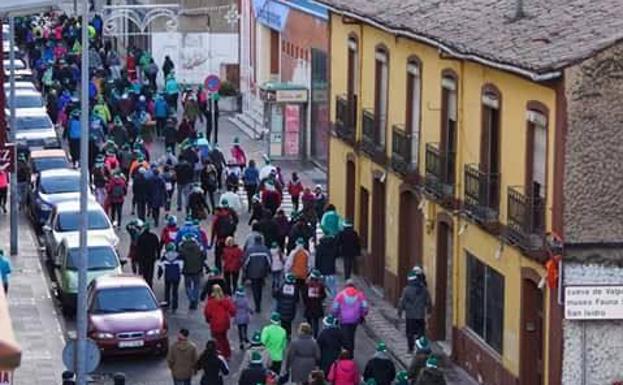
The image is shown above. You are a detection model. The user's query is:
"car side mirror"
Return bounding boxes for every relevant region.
[42,225,51,233]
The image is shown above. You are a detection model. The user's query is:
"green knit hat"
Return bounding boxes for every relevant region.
[270,312,281,324]
[394,371,408,385]
[165,242,176,252]
[250,351,263,364]
[366,379,377,385]
[323,314,337,327]
[296,237,305,246]
[250,330,261,345]
[415,336,431,354]
[377,341,388,352]
[310,269,322,279]
[285,273,296,284]
[426,355,440,368]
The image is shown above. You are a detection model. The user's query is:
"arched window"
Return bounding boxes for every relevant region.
[374,45,389,147]
[480,84,502,210]
[406,57,422,166]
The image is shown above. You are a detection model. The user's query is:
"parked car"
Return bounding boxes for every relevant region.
[3,81,37,92]
[13,109,60,150]
[88,275,168,356]
[29,149,70,176]
[4,68,33,82]
[54,237,124,309]
[28,169,85,228]
[2,57,26,71]
[4,89,45,116]
[42,200,118,260]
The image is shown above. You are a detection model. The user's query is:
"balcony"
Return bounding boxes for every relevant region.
[390,124,413,175]
[424,142,455,201]
[334,94,356,145]
[504,186,546,254]
[463,164,500,225]
[359,109,386,164]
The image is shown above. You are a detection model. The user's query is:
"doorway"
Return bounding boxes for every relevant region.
[346,161,356,221]
[357,187,369,275]
[520,276,544,385]
[398,191,423,291]
[431,220,453,350]
[371,178,386,286]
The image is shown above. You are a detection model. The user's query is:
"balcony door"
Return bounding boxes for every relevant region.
[440,74,458,185]
[406,59,421,168]
[374,47,389,147]
[520,273,544,385]
[526,109,548,232]
[346,160,356,221]
[347,36,359,129]
[480,87,501,210]
[398,191,423,292]
[371,178,386,286]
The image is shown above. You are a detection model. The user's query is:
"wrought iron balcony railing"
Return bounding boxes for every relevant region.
[463,164,500,224]
[424,142,455,200]
[391,124,413,175]
[504,186,546,251]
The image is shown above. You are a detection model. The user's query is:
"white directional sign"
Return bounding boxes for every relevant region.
[565,285,623,320]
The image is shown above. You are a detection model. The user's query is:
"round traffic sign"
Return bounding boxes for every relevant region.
[204,74,221,93]
[63,338,101,374]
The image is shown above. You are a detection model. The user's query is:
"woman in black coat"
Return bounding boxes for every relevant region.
[195,340,230,385]
[317,315,345,374]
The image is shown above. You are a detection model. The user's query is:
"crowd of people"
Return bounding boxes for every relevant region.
[10,11,447,385]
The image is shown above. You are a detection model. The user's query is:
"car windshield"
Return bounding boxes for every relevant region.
[56,210,110,232]
[66,246,118,271]
[7,95,43,109]
[15,115,52,130]
[3,60,25,70]
[92,287,158,314]
[32,157,69,173]
[40,175,79,194]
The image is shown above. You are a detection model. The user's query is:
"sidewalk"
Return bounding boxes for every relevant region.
[1,214,65,385]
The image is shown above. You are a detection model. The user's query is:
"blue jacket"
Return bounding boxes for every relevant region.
[243,166,259,186]
[0,257,12,284]
[68,118,81,139]
[154,97,168,118]
[147,174,167,208]
[165,78,179,95]
[157,253,183,282]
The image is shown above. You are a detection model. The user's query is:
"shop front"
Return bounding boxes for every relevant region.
[260,82,308,160]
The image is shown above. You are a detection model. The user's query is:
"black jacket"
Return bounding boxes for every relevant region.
[257,217,280,248]
[317,326,344,373]
[363,355,396,385]
[195,352,230,385]
[337,228,361,258]
[275,282,299,322]
[415,367,446,385]
[136,231,160,263]
[238,364,266,385]
[175,161,195,185]
[315,236,338,275]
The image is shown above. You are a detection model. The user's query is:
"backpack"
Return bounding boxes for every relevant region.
[217,214,236,238]
[291,249,309,279]
[111,183,125,199]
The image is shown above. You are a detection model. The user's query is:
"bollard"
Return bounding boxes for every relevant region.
[113,373,126,385]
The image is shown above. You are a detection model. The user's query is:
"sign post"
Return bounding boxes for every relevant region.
[204,75,221,143]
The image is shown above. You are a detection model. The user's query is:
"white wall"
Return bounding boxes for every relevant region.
[151,32,239,85]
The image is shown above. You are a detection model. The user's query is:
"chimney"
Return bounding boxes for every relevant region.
[515,0,525,19]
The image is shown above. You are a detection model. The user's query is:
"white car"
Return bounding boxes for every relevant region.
[13,109,60,150]
[43,200,119,260]
[3,81,37,92]
[4,89,45,116]
[2,57,26,71]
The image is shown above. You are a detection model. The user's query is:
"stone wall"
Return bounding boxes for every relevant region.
[562,262,623,385]
[563,43,623,244]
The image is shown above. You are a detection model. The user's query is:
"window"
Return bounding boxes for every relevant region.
[374,46,389,146]
[346,36,359,129]
[480,86,501,210]
[466,252,504,353]
[526,107,548,233]
[270,29,280,75]
[406,59,421,166]
[441,73,458,184]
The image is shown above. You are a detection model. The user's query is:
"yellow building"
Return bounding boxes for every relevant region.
[313,0,623,384]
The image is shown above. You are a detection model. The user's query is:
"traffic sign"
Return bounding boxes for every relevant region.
[0,143,15,173]
[204,74,221,93]
[62,338,101,374]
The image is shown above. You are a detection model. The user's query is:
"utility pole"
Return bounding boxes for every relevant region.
[76,0,90,383]
[9,16,18,255]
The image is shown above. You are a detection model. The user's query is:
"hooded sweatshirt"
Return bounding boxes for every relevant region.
[167,339,199,380]
[331,286,369,324]
[328,358,361,385]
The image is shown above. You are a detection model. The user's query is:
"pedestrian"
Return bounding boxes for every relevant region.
[287,172,304,213]
[287,215,313,254]
[363,342,396,385]
[243,160,259,212]
[407,337,431,381]
[256,210,280,248]
[317,315,345,374]
[174,158,195,212]
[320,204,343,238]
[242,235,272,312]
[331,280,369,353]
[179,234,206,310]
[164,118,178,154]
[303,270,327,338]
[315,235,338,297]
[275,273,299,339]
[237,330,271,383]
[163,55,175,79]
[327,349,360,385]
[336,221,361,281]
[195,340,230,385]
[0,166,7,213]
[200,159,219,212]
[166,328,198,385]
[16,154,31,211]
[160,215,179,251]
[238,351,268,385]
[165,73,180,112]
[414,356,446,385]
[132,167,149,220]
[188,184,210,220]
[126,219,144,274]
[284,322,320,385]
[66,110,81,165]
[222,236,243,295]
[148,167,167,227]
[274,210,290,250]
[261,312,288,374]
[203,285,236,360]
[211,200,239,271]
[261,180,281,216]
[398,270,432,353]
[157,242,184,312]
[233,287,253,350]
[136,223,160,287]
[285,238,313,294]
[269,242,284,294]
[314,186,327,220]
[154,93,169,137]
[0,250,12,294]
[201,268,227,300]
[162,164,176,212]
[230,137,247,170]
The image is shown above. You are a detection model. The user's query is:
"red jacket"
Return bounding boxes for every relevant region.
[222,245,243,273]
[204,297,236,334]
[106,177,127,204]
[287,180,304,198]
[327,359,360,385]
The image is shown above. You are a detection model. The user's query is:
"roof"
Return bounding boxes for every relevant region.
[15,108,50,117]
[92,275,149,290]
[39,168,80,179]
[316,0,623,79]
[7,89,41,97]
[61,235,116,249]
[30,149,67,159]
[55,200,103,213]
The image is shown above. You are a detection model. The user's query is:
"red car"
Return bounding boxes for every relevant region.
[88,275,168,356]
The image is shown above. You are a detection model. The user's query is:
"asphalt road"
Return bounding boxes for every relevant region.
[42,121,378,385]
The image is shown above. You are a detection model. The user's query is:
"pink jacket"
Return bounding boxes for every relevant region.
[0,170,8,189]
[230,146,247,166]
[327,359,360,385]
[331,286,369,324]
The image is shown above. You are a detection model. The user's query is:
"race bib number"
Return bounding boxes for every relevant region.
[165,182,173,191]
[282,284,295,296]
[308,287,320,298]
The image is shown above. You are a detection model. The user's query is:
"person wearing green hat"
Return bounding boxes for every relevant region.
[235,330,271,384]
[157,242,183,312]
[398,268,432,354]
[408,336,431,381]
[136,220,160,287]
[238,350,268,385]
[200,268,226,301]
[317,315,345,374]
[414,356,446,385]
[336,220,361,280]
[275,273,300,339]
[363,342,396,385]
[0,250,13,294]
[261,312,287,373]
[233,287,253,350]
[303,269,327,338]
[393,371,409,385]
[327,349,360,385]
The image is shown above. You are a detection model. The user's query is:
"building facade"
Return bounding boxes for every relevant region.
[238,0,329,163]
[322,0,623,384]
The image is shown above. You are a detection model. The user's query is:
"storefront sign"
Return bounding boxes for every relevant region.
[284,105,300,156]
[0,370,12,385]
[276,89,307,103]
[253,0,290,32]
[565,285,623,320]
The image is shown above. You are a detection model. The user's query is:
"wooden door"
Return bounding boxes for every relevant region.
[431,221,450,340]
[357,187,369,275]
[346,161,356,221]
[520,278,544,385]
[270,29,279,75]
[398,191,423,291]
[371,179,386,286]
